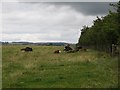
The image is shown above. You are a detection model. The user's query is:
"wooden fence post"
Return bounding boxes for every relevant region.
[111,44,117,56]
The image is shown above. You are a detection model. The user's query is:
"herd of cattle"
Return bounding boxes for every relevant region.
[21,44,87,54]
[54,44,87,53]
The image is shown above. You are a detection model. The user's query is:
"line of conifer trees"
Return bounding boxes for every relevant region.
[77,1,120,53]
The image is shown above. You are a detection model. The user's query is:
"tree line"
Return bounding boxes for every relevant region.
[77,1,120,53]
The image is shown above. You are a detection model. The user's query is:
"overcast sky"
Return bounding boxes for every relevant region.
[1,1,117,43]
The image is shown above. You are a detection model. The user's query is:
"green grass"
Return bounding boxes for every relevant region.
[2,45,118,88]
[0,45,2,89]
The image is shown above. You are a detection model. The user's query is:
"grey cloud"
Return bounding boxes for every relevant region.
[46,2,116,16]
[2,2,111,43]
[17,0,118,2]
[11,2,116,16]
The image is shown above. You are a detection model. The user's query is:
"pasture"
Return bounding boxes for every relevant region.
[2,45,118,88]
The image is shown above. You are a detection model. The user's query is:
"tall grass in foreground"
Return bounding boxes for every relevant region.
[2,45,118,88]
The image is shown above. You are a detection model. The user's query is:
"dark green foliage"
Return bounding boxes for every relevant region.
[78,1,120,51]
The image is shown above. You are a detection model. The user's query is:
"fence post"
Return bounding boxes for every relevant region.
[111,44,117,56]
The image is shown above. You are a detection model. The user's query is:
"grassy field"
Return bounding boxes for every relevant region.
[0,45,2,89]
[2,45,118,88]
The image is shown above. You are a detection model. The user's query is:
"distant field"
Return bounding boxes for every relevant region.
[2,45,118,88]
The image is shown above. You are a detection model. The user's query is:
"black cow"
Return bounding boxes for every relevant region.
[21,47,33,52]
[64,44,73,51]
[74,46,83,52]
[76,46,82,49]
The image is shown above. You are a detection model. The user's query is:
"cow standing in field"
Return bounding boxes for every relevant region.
[64,44,73,52]
[21,47,33,52]
[63,44,77,53]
